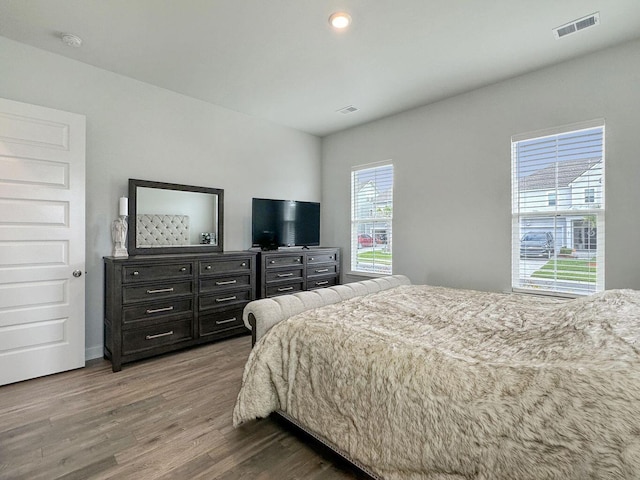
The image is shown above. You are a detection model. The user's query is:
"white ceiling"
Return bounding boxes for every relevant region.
[2,1,640,137]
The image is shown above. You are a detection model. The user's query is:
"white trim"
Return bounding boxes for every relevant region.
[85,344,103,361]
[346,270,390,279]
[511,287,579,299]
[351,159,394,172]
[511,118,605,143]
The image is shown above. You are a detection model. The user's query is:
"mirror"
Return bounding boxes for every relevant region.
[128,179,224,255]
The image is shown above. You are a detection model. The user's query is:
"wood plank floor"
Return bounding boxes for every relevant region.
[0,335,363,479]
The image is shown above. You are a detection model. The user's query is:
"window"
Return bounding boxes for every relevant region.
[585,188,595,203]
[511,120,604,295]
[351,162,393,274]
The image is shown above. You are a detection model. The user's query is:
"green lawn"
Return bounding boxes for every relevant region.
[356,250,392,265]
[531,258,597,283]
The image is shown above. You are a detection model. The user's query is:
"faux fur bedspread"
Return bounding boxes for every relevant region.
[233,285,640,480]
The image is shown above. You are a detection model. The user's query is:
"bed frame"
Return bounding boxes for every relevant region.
[243,275,411,479]
[135,213,190,247]
[244,274,411,346]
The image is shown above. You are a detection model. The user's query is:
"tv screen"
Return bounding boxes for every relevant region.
[252,198,320,248]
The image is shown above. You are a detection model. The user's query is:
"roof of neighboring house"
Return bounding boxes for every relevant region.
[519,158,601,191]
[355,182,393,210]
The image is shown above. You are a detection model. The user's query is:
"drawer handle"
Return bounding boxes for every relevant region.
[277,286,294,292]
[146,287,175,294]
[295,258,301,262]
[132,271,140,276]
[146,306,174,314]
[215,317,237,325]
[180,267,187,272]
[270,260,276,264]
[315,268,329,273]
[316,281,329,286]
[206,265,212,270]
[276,273,293,278]
[310,257,314,261]
[215,280,237,286]
[215,295,237,303]
[145,330,173,340]
[241,262,247,267]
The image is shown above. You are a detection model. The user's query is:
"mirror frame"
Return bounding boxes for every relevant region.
[128,179,224,255]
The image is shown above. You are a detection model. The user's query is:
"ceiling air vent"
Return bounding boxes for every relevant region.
[553,12,599,39]
[337,105,359,115]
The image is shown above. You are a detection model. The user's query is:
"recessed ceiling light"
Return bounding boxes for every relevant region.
[329,12,352,29]
[61,33,82,48]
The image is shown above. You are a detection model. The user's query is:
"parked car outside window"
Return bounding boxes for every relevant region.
[357,234,373,248]
[520,232,554,258]
[374,233,388,244]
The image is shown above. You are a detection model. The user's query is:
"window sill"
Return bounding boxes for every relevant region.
[346,270,392,279]
[510,287,581,299]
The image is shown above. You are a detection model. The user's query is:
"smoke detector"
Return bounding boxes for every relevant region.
[553,12,599,39]
[337,105,359,115]
[61,33,83,47]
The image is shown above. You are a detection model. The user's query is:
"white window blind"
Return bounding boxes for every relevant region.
[511,120,604,296]
[351,162,393,275]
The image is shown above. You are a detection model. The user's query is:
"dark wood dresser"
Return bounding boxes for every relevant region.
[104,251,256,371]
[257,248,340,298]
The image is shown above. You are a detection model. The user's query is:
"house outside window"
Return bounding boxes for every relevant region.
[511,120,604,296]
[351,162,393,275]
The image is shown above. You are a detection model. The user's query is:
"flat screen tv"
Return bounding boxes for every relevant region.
[252,198,320,249]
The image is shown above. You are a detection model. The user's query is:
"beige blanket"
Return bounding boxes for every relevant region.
[233,285,640,479]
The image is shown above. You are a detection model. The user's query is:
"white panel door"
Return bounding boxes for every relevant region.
[0,97,86,385]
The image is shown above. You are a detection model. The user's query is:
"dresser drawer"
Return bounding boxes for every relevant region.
[122,319,192,355]
[122,280,193,304]
[200,273,251,293]
[199,257,252,275]
[308,276,338,290]
[265,267,304,283]
[123,298,194,324]
[199,307,246,336]
[264,254,304,268]
[307,252,338,265]
[307,264,338,277]
[122,263,193,283]
[199,289,252,311]
[266,281,304,297]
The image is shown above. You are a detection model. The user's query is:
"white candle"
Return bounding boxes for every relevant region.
[119,197,128,216]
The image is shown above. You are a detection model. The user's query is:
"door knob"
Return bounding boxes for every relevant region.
[73,270,82,277]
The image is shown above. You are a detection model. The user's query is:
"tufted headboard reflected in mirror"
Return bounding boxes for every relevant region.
[128,179,224,255]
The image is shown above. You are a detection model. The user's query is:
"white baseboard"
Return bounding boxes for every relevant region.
[85,344,103,361]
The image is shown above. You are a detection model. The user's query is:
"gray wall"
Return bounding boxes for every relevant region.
[321,39,640,291]
[2,34,639,360]
[0,36,322,359]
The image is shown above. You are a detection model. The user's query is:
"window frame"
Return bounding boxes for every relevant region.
[350,161,394,276]
[511,119,605,297]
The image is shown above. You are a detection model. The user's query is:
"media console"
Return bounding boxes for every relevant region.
[256,248,341,298]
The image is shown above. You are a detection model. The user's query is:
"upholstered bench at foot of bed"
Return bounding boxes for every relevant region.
[242,274,411,345]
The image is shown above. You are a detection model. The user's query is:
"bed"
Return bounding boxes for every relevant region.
[233,276,640,480]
